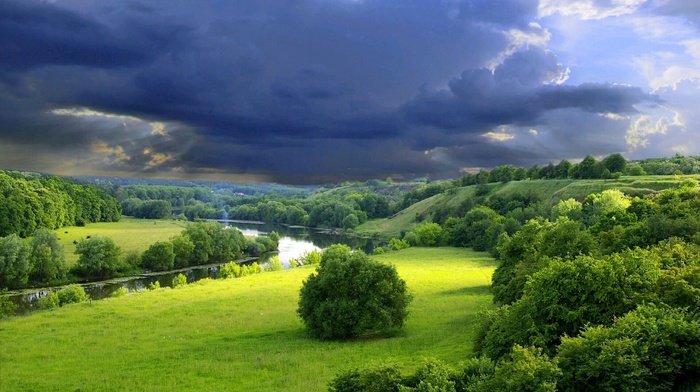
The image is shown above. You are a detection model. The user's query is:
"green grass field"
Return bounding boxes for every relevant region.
[0,247,496,391]
[52,217,188,267]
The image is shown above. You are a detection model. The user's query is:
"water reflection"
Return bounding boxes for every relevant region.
[7,222,377,316]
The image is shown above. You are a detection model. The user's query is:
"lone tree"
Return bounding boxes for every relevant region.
[297,245,412,340]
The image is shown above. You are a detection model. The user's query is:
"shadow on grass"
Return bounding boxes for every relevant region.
[439,285,491,296]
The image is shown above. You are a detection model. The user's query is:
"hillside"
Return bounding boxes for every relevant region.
[355,175,700,239]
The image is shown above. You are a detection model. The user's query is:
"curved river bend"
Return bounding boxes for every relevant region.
[8,221,378,316]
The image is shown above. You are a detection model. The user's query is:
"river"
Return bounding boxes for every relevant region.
[7,221,378,316]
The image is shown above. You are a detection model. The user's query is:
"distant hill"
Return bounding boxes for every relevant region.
[354,175,700,239]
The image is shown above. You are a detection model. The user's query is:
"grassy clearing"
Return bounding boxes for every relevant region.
[52,217,187,267]
[0,247,496,391]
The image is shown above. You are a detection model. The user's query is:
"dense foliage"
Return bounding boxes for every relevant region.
[0,171,121,237]
[0,221,277,290]
[297,245,412,340]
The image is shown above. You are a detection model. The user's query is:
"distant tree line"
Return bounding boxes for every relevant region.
[0,222,278,290]
[0,171,121,237]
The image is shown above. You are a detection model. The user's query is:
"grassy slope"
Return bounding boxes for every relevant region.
[355,175,700,239]
[0,247,496,391]
[52,217,188,267]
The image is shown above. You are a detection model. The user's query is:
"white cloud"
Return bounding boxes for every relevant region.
[539,0,647,20]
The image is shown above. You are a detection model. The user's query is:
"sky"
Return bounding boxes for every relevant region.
[1,0,699,184]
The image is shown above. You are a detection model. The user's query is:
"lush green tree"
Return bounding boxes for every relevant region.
[170,234,195,268]
[28,229,66,284]
[481,250,659,359]
[581,189,631,226]
[0,234,31,288]
[183,223,213,264]
[557,305,700,392]
[602,153,627,174]
[471,345,561,392]
[492,217,595,305]
[551,198,583,221]
[298,248,412,340]
[141,241,176,271]
[411,222,444,247]
[341,214,359,229]
[74,236,122,279]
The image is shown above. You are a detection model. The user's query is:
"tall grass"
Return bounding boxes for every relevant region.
[0,247,496,391]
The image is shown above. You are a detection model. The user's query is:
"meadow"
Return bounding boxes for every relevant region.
[52,217,189,267]
[0,247,495,391]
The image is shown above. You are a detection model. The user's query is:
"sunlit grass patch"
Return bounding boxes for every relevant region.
[0,247,496,391]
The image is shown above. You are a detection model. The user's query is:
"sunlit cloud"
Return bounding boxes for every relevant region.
[482,131,517,142]
[538,0,647,20]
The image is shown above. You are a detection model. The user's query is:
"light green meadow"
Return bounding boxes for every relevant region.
[52,216,188,266]
[0,247,496,391]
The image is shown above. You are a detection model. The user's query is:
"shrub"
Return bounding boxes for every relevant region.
[219,262,241,278]
[329,364,404,392]
[38,291,60,309]
[172,273,187,288]
[402,359,456,392]
[112,287,129,298]
[297,247,412,340]
[471,345,561,392]
[248,262,263,274]
[373,247,385,255]
[147,281,161,291]
[264,255,283,272]
[388,238,410,251]
[57,284,89,305]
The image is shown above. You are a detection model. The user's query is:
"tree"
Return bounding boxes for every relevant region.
[471,345,561,392]
[74,236,122,279]
[0,234,31,288]
[28,228,66,284]
[141,241,175,271]
[297,248,412,340]
[412,222,444,247]
[556,305,700,392]
[480,250,659,359]
[602,153,627,174]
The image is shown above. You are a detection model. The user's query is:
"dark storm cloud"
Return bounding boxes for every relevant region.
[0,0,668,182]
[0,1,191,74]
[402,47,656,144]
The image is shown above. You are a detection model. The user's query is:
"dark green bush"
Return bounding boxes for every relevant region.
[298,247,411,340]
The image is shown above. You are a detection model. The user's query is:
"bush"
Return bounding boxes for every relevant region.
[219,261,242,278]
[38,291,60,309]
[147,281,161,291]
[172,273,187,288]
[264,255,283,272]
[329,364,404,392]
[57,284,89,305]
[297,247,412,340]
[112,287,129,298]
[388,238,410,251]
